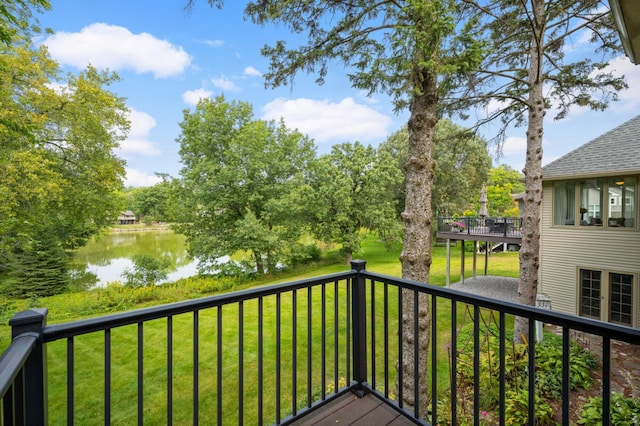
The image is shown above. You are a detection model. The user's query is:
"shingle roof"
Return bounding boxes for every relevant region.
[542,114,640,180]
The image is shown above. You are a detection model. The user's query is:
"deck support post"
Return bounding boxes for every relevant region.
[10,308,49,425]
[445,239,451,287]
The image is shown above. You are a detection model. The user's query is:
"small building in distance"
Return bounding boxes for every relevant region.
[117,210,136,225]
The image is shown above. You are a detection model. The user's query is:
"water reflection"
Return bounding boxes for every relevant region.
[71,229,199,288]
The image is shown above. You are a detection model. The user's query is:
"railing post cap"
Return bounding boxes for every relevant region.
[9,308,49,327]
[351,259,366,271]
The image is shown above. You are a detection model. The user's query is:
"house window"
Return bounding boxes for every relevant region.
[554,177,636,228]
[579,269,601,320]
[607,177,635,228]
[553,181,575,225]
[580,178,603,226]
[579,269,637,326]
[609,273,633,326]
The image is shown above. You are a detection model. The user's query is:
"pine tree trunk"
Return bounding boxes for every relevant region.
[398,71,438,415]
[515,0,545,343]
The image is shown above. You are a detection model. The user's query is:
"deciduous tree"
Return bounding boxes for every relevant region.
[0,35,129,297]
[309,142,402,265]
[175,96,316,275]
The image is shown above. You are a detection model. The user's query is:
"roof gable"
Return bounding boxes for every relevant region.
[542,114,640,180]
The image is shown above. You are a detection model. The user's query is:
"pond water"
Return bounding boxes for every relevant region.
[71,228,201,288]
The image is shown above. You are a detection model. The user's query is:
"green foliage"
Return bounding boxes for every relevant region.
[0,34,129,296]
[2,230,70,298]
[378,121,492,217]
[578,393,640,425]
[0,0,50,44]
[504,389,556,426]
[175,96,317,274]
[486,165,525,216]
[121,254,170,288]
[455,318,598,424]
[309,142,402,262]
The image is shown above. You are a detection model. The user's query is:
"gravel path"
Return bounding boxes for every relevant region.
[449,275,519,303]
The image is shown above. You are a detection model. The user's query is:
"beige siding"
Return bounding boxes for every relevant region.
[540,183,640,326]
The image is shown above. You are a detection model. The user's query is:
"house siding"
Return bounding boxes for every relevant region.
[540,183,640,327]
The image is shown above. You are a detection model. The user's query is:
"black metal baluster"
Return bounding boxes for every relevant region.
[413,291,419,419]
[602,337,611,426]
[499,312,506,425]
[105,329,111,425]
[562,327,570,426]
[193,310,199,426]
[217,306,222,426]
[473,306,480,426]
[334,280,339,393]
[67,336,74,426]
[258,297,263,425]
[451,302,457,426]
[371,279,376,390]
[307,286,312,407]
[528,319,535,426]
[167,315,173,425]
[383,282,389,399]
[346,279,351,386]
[431,295,437,423]
[321,283,326,400]
[292,290,297,416]
[138,322,144,426]
[239,301,244,425]
[276,293,281,424]
[397,287,403,409]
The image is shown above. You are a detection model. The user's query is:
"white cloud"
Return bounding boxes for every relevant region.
[183,88,212,105]
[601,56,640,111]
[200,39,224,47]
[243,66,262,77]
[211,76,241,92]
[118,109,161,156]
[261,97,393,144]
[43,23,191,78]
[501,136,527,157]
[124,167,162,187]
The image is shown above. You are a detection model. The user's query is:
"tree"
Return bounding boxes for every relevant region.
[457,0,626,341]
[187,0,485,411]
[175,96,316,275]
[309,142,402,265]
[0,0,50,45]
[122,254,170,288]
[485,165,525,217]
[379,120,492,217]
[0,35,129,296]
[127,175,177,224]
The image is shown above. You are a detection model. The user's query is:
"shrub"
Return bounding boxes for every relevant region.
[578,393,640,425]
[121,254,170,288]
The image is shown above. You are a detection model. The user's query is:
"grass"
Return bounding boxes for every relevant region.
[1,233,520,424]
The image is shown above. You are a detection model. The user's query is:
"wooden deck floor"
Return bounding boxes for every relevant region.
[290,392,417,425]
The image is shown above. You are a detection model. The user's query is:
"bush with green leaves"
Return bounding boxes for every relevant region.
[121,254,170,288]
[578,393,640,425]
[454,319,598,423]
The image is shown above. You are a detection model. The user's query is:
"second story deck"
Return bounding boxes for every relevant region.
[437,216,522,244]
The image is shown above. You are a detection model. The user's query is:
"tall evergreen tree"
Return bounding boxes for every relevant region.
[187,0,485,411]
[456,0,626,341]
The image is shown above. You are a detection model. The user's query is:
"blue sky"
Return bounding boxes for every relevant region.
[35,1,640,187]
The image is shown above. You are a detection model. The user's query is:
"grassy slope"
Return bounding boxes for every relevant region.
[1,234,519,424]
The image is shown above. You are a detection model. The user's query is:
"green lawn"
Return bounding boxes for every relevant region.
[2,234,520,424]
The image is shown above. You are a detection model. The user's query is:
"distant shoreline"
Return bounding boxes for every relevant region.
[109,223,173,232]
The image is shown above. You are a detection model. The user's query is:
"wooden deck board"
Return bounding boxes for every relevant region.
[290,392,416,426]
